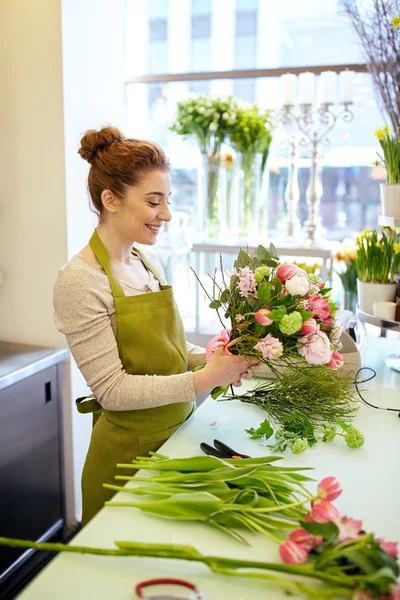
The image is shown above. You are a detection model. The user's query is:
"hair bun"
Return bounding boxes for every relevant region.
[78,126,126,164]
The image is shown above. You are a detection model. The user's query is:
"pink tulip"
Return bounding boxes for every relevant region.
[206,329,232,361]
[279,539,308,564]
[322,316,334,328]
[297,331,332,365]
[326,350,344,370]
[305,294,331,320]
[309,498,340,524]
[317,476,343,501]
[276,264,298,283]
[300,318,320,336]
[378,538,399,558]
[338,517,363,541]
[289,529,316,552]
[255,308,273,326]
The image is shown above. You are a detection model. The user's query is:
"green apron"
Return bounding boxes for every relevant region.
[76,230,195,525]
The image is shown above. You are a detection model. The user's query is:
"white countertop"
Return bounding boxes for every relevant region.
[17,337,400,600]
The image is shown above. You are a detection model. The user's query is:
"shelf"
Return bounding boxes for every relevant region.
[378,216,400,227]
[356,307,400,332]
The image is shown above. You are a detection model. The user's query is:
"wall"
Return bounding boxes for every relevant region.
[0,0,126,522]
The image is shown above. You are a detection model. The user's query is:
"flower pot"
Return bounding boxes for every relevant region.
[380,183,400,218]
[357,279,397,314]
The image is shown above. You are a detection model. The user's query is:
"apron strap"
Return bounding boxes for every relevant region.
[76,394,102,414]
[133,246,165,286]
[89,229,125,298]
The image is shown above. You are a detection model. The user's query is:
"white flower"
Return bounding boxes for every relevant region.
[222,112,229,120]
[188,107,193,113]
[285,275,309,297]
[330,321,343,346]
[209,122,218,131]
[198,106,205,114]
[214,112,221,119]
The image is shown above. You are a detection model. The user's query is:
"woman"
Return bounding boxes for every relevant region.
[54,126,255,525]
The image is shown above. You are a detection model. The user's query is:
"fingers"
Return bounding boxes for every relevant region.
[232,379,243,387]
[241,371,253,380]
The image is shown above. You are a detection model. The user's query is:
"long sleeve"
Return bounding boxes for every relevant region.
[53,265,197,411]
[187,342,206,369]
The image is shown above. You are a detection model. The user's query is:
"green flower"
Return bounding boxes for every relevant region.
[392,16,400,29]
[279,311,303,335]
[322,424,337,442]
[290,438,309,454]
[254,266,271,283]
[308,273,324,288]
[345,426,364,449]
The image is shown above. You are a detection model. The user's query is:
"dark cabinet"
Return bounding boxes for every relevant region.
[0,361,66,599]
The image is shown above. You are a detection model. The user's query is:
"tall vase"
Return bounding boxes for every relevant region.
[343,289,358,313]
[238,152,266,239]
[198,151,224,240]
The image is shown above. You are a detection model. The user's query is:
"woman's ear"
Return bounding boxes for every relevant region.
[101,189,120,214]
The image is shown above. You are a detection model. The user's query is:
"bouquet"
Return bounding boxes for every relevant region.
[374,126,400,184]
[194,244,359,430]
[356,227,400,284]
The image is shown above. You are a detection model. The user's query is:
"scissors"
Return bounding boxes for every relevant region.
[200,438,250,460]
[135,577,208,599]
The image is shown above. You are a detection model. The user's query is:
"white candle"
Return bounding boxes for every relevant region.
[318,71,336,105]
[339,70,356,104]
[298,72,315,105]
[280,73,297,106]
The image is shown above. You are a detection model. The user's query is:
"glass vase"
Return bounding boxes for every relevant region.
[198,151,224,240]
[237,152,268,239]
[343,289,358,313]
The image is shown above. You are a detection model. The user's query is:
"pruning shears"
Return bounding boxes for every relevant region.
[200,439,251,460]
[135,577,208,599]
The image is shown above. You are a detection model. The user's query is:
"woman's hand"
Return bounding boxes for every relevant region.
[193,348,259,394]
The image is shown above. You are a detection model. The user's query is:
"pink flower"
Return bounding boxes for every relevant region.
[206,329,232,361]
[322,316,334,329]
[388,584,400,599]
[254,334,283,359]
[378,538,398,558]
[300,318,320,336]
[326,350,344,370]
[338,517,363,541]
[233,266,257,298]
[279,539,308,564]
[235,314,245,323]
[297,331,332,365]
[305,294,331,320]
[285,275,310,296]
[276,264,298,283]
[317,476,342,501]
[255,308,273,326]
[289,529,316,552]
[309,499,340,524]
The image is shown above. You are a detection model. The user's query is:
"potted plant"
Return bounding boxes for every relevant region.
[375,125,400,217]
[355,227,400,313]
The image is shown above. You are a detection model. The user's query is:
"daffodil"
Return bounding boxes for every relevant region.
[392,16,400,29]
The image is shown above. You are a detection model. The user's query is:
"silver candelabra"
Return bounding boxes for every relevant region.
[280,102,354,247]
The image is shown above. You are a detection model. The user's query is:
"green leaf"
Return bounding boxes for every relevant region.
[257,282,272,303]
[283,412,316,442]
[268,305,287,322]
[270,277,282,294]
[269,243,278,258]
[256,245,270,262]
[220,289,230,303]
[236,249,250,269]
[300,520,339,542]
[211,385,229,399]
[209,300,222,309]
[319,287,332,296]
[300,310,313,321]
[335,417,350,431]
[245,419,274,441]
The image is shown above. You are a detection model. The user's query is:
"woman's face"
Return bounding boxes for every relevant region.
[114,169,172,245]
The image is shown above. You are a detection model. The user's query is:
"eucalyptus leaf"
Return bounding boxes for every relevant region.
[209,300,222,309]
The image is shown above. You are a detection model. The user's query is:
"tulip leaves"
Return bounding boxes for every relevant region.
[105,453,314,545]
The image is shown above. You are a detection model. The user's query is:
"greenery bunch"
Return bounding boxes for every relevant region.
[374,125,400,184]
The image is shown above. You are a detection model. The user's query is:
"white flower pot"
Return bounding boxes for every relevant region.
[357,279,397,314]
[380,183,400,218]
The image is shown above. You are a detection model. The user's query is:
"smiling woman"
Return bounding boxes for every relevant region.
[53,126,255,525]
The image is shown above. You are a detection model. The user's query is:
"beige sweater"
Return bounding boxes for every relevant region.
[53,251,206,411]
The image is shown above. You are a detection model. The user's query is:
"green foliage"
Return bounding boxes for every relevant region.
[355,227,400,284]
